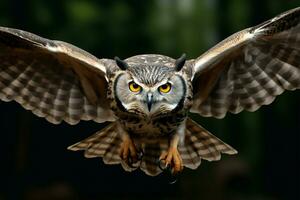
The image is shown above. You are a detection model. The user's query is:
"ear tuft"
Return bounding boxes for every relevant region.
[175,53,186,71]
[114,56,128,70]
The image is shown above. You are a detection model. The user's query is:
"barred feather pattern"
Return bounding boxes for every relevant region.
[68,118,237,176]
[0,56,113,124]
[179,119,237,169]
[68,123,123,163]
[192,9,300,118]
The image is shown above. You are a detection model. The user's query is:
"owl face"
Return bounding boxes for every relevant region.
[113,64,187,117]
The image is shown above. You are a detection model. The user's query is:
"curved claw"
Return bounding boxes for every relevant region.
[158,158,169,172]
[137,150,144,160]
[127,150,144,169]
[158,148,183,175]
[168,174,178,184]
[127,157,139,169]
[157,159,179,184]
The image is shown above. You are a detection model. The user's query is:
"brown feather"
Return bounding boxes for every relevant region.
[190,7,300,118]
[0,26,114,124]
[68,119,237,176]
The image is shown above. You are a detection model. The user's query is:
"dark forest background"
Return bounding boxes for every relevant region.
[0,1,299,200]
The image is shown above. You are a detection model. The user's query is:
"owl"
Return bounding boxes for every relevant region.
[0,7,299,176]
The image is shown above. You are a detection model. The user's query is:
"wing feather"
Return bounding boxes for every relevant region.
[0,27,115,124]
[190,7,300,118]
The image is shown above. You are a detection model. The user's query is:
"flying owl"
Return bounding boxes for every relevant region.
[0,7,299,176]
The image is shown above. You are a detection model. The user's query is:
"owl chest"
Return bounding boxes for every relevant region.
[119,113,186,138]
[127,120,173,137]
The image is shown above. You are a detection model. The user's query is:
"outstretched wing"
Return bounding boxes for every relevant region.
[189,7,300,118]
[0,26,115,124]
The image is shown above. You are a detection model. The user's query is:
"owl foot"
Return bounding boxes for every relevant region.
[158,147,183,175]
[119,137,140,166]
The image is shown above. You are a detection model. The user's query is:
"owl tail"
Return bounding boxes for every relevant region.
[67,123,125,167]
[178,118,237,170]
[67,122,165,175]
[67,119,237,176]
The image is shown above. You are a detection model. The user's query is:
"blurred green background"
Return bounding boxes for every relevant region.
[0,0,299,200]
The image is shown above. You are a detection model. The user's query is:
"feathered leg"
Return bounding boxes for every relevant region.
[117,122,140,166]
[119,132,139,164]
[159,121,186,174]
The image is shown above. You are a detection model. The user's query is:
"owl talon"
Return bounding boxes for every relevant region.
[158,159,172,172]
[168,174,178,185]
[158,147,183,175]
[158,160,178,184]
[119,137,139,166]
[158,159,167,171]
[137,150,144,160]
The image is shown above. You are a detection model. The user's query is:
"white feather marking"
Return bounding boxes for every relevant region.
[193,31,254,78]
[46,42,107,74]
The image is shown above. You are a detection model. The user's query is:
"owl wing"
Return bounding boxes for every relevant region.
[189,7,300,118]
[0,26,115,124]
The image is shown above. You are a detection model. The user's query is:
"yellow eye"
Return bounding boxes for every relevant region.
[129,81,141,92]
[159,83,171,93]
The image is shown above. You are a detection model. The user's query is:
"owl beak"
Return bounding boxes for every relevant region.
[147,93,153,111]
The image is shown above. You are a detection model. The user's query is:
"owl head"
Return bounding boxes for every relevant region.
[112,54,188,117]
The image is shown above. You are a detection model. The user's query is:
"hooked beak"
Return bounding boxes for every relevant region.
[147,93,153,112]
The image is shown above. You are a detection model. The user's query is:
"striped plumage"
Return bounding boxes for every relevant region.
[68,118,236,176]
[191,7,300,118]
[0,54,114,124]
[1,7,300,176]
